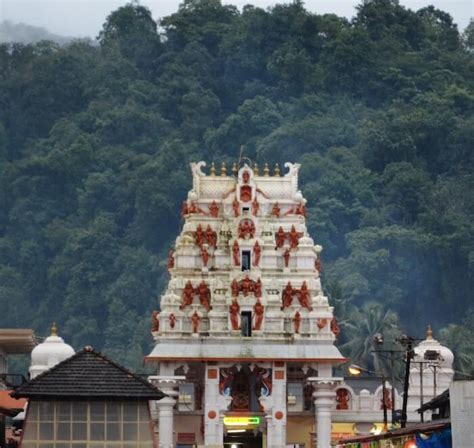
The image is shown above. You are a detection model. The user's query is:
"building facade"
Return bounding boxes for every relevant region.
[146,162,345,447]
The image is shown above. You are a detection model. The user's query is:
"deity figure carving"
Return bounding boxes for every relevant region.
[191,311,201,333]
[181,201,189,218]
[282,282,294,308]
[253,241,261,267]
[331,317,340,338]
[206,225,217,248]
[188,201,205,215]
[252,198,259,216]
[231,279,239,297]
[195,224,204,247]
[315,257,322,273]
[288,225,301,248]
[254,278,262,298]
[229,299,240,331]
[232,198,240,217]
[167,250,174,270]
[336,389,350,410]
[197,281,211,310]
[298,281,312,310]
[201,247,209,267]
[208,200,219,217]
[275,226,286,248]
[271,202,281,218]
[240,275,253,296]
[253,300,264,330]
[151,311,159,332]
[254,366,272,397]
[238,219,255,239]
[295,203,307,218]
[283,248,290,267]
[232,240,240,266]
[240,170,253,202]
[293,311,301,334]
[181,281,195,309]
[317,318,327,330]
[381,388,393,410]
[169,313,176,329]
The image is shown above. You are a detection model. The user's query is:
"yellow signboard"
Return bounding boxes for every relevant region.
[223,416,260,426]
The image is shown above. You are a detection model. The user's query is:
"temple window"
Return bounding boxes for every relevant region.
[241,250,251,271]
[240,311,252,337]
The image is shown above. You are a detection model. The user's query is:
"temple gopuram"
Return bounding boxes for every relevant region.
[147,161,345,448]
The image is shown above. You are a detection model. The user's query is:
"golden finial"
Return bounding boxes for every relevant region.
[426,325,433,340]
[232,162,238,176]
[210,162,216,176]
[253,163,259,176]
[274,163,281,177]
[263,163,270,177]
[51,322,58,337]
[220,162,227,177]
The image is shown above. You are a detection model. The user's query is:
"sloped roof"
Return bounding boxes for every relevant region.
[12,346,164,400]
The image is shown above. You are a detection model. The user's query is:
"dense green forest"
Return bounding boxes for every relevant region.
[1,0,473,374]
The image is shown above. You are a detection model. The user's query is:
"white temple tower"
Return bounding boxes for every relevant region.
[147,162,345,448]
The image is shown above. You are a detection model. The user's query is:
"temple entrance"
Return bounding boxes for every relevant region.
[224,430,263,448]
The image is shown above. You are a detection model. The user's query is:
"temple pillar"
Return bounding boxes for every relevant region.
[149,373,185,448]
[204,363,231,446]
[309,377,341,448]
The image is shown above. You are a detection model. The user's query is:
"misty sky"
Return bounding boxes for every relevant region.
[1,0,472,38]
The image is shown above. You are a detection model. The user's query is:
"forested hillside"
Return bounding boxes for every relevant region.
[1,0,473,373]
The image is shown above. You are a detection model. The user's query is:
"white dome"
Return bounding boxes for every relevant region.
[29,324,75,378]
[413,326,454,369]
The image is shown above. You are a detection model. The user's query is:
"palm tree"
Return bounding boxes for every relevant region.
[439,324,474,376]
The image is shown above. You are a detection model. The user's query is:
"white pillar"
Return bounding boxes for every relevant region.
[157,396,176,448]
[149,374,185,448]
[309,378,341,448]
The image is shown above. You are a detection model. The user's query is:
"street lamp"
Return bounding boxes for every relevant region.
[347,364,389,431]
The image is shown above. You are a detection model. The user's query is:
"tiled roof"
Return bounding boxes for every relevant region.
[12,347,165,400]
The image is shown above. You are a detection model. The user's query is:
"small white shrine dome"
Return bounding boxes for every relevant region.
[414,325,454,369]
[29,323,75,378]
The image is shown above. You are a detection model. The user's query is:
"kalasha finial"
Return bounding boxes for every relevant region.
[221,161,227,176]
[210,162,216,176]
[253,163,259,176]
[51,322,58,337]
[274,163,281,177]
[426,325,433,340]
[263,163,270,177]
[232,162,238,176]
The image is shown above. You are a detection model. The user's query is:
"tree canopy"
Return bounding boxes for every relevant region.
[0,0,472,372]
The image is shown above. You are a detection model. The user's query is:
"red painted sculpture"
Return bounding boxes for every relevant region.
[232,240,240,266]
[336,389,350,410]
[191,311,201,333]
[206,225,217,248]
[167,250,174,270]
[240,275,253,296]
[169,313,176,329]
[254,278,262,298]
[201,247,209,267]
[208,200,219,217]
[240,171,252,202]
[331,317,340,338]
[195,224,204,247]
[198,281,211,310]
[293,311,301,334]
[271,202,281,218]
[315,257,322,273]
[181,281,195,309]
[252,198,259,216]
[253,300,264,330]
[298,281,312,310]
[181,201,189,218]
[283,248,290,268]
[253,241,261,267]
[232,198,240,217]
[317,318,327,330]
[275,227,286,248]
[282,282,294,308]
[288,225,300,249]
[231,279,239,297]
[229,299,240,331]
[238,219,255,239]
[151,311,159,332]
[295,203,307,218]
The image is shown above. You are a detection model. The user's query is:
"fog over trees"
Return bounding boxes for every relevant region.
[0,0,473,373]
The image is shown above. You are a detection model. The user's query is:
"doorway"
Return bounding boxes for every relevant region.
[224,429,263,448]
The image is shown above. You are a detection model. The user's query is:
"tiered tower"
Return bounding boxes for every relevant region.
[147,162,344,448]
